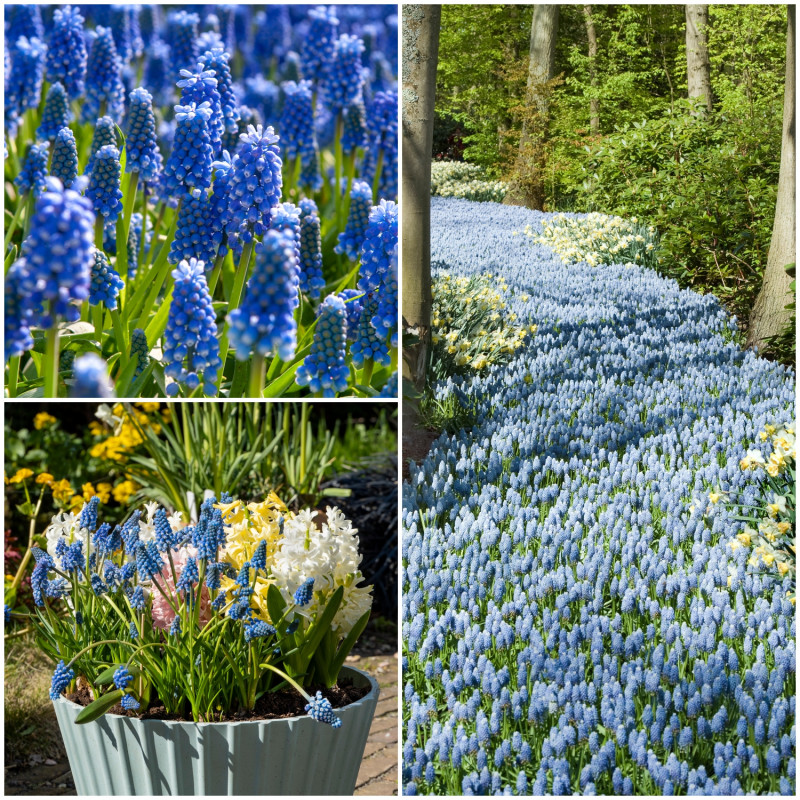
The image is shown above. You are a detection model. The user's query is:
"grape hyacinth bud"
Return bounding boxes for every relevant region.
[89,249,124,309]
[5,260,35,358]
[50,660,75,700]
[228,231,299,362]
[37,82,71,141]
[79,495,100,531]
[113,666,134,691]
[20,177,94,326]
[121,693,140,711]
[81,27,125,123]
[299,199,326,299]
[167,10,200,75]
[163,258,222,396]
[163,102,214,196]
[351,293,390,367]
[15,143,49,198]
[51,128,79,188]
[224,125,283,256]
[71,353,115,398]
[177,66,223,156]
[46,5,87,98]
[85,116,118,176]
[169,188,221,266]
[295,294,350,396]
[242,76,280,124]
[199,46,239,135]
[125,87,163,183]
[335,180,372,260]
[302,6,339,85]
[305,690,342,728]
[341,93,368,154]
[130,328,149,379]
[322,35,365,113]
[87,145,124,223]
[270,202,302,268]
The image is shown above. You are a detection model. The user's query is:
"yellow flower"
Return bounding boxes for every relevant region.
[88,421,105,437]
[82,482,96,501]
[776,561,790,576]
[112,480,139,504]
[95,483,112,503]
[728,539,743,553]
[136,402,161,413]
[33,412,57,430]
[36,473,54,486]
[736,530,752,547]
[51,479,73,504]
[8,468,34,484]
[708,489,725,505]
[776,521,791,535]
[69,495,84,511]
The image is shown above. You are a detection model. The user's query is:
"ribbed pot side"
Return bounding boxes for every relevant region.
[52,666,380,796]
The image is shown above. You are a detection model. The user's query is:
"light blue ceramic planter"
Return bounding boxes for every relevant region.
[52,666,379,796]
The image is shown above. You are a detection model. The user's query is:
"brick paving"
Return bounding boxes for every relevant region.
[350,652,399,796]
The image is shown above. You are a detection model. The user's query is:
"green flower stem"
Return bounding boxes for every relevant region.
[208,253,225,297]
[6,356,20,398]
[110,307,128,372]
[138,184,148,269]
[92,305,104,344]
[260,663,312,703]
[249,354,266,398]
[116,171,139,291]
[22,191,34,239]
[94,215,104,252]
[43,316,60,398]
[371,149,384,203]
[144,201,167,266]
[4,194,27,254]
[359,358,374,387]
[218,240,254,384]
[133,207,180,330]
[9,489,44,594]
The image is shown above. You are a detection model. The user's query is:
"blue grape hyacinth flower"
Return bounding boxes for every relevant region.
[46,5,87,98]
[113,665,134,691]
[5,259,35,358]
[167,10,200,75]
[125,87,163,183]
[163,257,222,396]
[295,294,350,396]
[51,127,79,188]
[81,26,125,123]
[176,66,223,156]
[5,36,47,131]
[89,249,124,309]
[87,145,124,223]
[85,116,118,176]
[130,328,149,378]
[298,198,326,299]
[37,82,71,141]
[322,34,366,113]
[335,180,372,260]
[164,102,215,196]
[338,289,364,341]
[120,693,141,711]
[15,142,49,198]
[227,230,299,363]
[169,188,222,267]
[199,46,239,135]
[305,691,342,728]
[294,577,315,606]
[71,353,115,398]
[49,660,75,700]
[302,6,339,85]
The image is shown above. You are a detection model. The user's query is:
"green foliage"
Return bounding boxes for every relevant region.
[419,391,479,437]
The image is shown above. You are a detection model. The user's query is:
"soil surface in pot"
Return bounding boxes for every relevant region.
[64,678,369,723]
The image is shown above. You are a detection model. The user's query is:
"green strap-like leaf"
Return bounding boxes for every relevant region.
[74,689,125,724]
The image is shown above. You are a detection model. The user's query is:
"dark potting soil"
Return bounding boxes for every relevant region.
[64,678,369,723]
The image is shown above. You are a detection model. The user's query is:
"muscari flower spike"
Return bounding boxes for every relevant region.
[125,87,163,183]
[120,693,140,711]
[89,249,125,309]
[224,124,283,256]
[50,660,75,700]
[90,574,108,596]
[377,370,397,398]
[169,616,182,637]
[363,90,398,199]
[295,294,350,396]
[163,102,215,196]
[130,585,145,611]
[163,257,222,396]
[129,328,149,379]
[113,665,134,692]
[6,5,44,41]
[341,93,368,154]
[244,619,277,642]
[15,142,49,198]
[279,80,322,192]
[71,353,115,398]
[5,260,35,359]
[358,200,398,342]
[338,289,364,341]
[176,556,200,595]
[335,180,372,260]
[87,145,124,223]
[85,116,118,176]
[79,495,100,531]
[6,36,47,128]
[51,127,79,188]
[177,65,223,156]
[46,5,87,98]
[199,46,239,135]
[167,10,200,75]
[81,26,126,124]
[169,187,221,266]
[302,5,339,85]
[37,82,71,141]
[298,199,326,299]
[305,690,342,728]
[227,230,299,363]
[294,577,315,606]
[350,293,390,368]
[322,34,365,113]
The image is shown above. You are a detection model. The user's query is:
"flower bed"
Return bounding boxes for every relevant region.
[4,4,398,398]
[403,198,796,795]
[430,161,508,203]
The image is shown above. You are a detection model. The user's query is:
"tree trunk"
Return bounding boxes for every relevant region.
[508,4,559,208]
[685,5,712,114]
[583,5,599,134]
[747,5,795,349]
[401,4,440,396]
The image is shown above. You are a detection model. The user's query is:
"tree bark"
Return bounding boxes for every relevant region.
[583,5,599,134]
[747,5,795,349]
[508,4,559,208]
[402,4,440,394]
[685,5,712,114]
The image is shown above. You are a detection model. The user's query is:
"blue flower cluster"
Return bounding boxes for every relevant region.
[37,82,71,141]
[87,145,124,222]
[298,198,326,299]
[46,5,87,98]
[81,26,125,123]
[336,180,373,260]
[89,249,124,310]
[51,128,79,189]
[296,294,350,396]
[71,353,114,398]
[402,199,796,796]
[125,87,163,183]
[16,142,49,197]
[163,102,214,196]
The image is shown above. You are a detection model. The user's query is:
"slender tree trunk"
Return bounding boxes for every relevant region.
[583,5,599,134]
[747,5,795,349]
[508,4,559,208]
[402,4,440,396]
[685,5,712,114]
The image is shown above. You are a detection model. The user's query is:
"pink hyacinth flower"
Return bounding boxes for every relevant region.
[150,546,213,630]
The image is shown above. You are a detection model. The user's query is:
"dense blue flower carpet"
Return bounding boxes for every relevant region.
[402,199,796,795]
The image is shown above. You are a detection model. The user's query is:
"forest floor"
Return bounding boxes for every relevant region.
[4,618,398,796]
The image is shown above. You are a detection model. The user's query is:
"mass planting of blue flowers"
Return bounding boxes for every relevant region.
[402,198,796,796]
[5,4,398,399]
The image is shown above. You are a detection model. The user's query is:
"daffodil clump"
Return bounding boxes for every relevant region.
[728,422,796,599]
[430,272,535,379]
[27,491,372,726]
[431,161,508,203]
[526,212,660,270]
